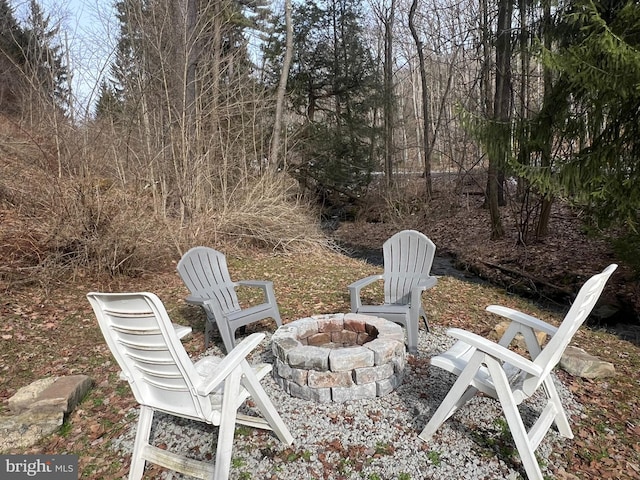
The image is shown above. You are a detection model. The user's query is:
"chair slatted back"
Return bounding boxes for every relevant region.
[177,247,241,314]
[524,264,617,394]
[382,230,436,305]
[88,292,212,420]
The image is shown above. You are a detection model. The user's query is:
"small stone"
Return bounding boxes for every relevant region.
[357,332,376,344]
[292,318,320,340]
[331,330,358,345]
[344,315,367,333]
[316,315,345,333]
[271,336,301,361]
[290,367,309,386]
[275,359,293,379]
[307,332,332,346]
[353,363,395,385]
[366,338,404,365]
[376,374,402,396]
[288,383,331,402]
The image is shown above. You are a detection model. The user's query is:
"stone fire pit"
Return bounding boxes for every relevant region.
[271,313,406,403]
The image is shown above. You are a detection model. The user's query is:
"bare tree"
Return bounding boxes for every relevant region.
[384,0,395,185]
[270,0,293,169]
[486,0,512,239]
[408,0,433,197]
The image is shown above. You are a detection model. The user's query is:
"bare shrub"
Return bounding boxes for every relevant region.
[177,171,333,254]
[1,139,333,291]
[356,175,428,224]
[44,180,170,276]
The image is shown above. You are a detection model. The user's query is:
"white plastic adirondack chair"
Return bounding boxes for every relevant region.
[87,292,293,480]
[177,246,283,352]
[348,230,438,354]
[419,264,617,480]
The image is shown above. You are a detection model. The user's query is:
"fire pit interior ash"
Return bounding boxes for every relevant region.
[271,313,406,403]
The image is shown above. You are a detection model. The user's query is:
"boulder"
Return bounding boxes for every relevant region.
[1,375,93,450]
[560,346,616,379]
[490,321,548,350]
[0,410,64,451]
[9,375,93,415]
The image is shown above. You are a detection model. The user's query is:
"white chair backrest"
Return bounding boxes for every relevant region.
[87,292,213,420]
[525,264,617,394]
[382,230,436,304]
[177,246,241,314]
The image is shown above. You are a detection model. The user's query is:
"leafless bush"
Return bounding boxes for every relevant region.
[355,175,429,224]
[0,131,333,291]
[176,171,333,254]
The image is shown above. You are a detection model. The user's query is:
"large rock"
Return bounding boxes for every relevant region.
[0,410,64,451]
[9,375,93,414]
[560,346,616,379]
[490,321,548,350]
[1,375,93,451]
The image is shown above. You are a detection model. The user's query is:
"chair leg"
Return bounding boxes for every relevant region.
[213,368,242,480]
[204,315,213,349]
[218,320,236,354]
[407,315,419,355]
[405,306,420,355]
[419,354,483,441]
[240,361,294,445]
[272,306,283,327]
[543,377,573,438]
[129,405,154,480]
[421,314,430,332]
[487,358,544,480]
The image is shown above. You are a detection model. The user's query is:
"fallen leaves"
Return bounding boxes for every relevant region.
[0,212,639,479]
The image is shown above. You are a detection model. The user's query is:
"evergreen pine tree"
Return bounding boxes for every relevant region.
[0,0,28,112]
[523,0,640,230]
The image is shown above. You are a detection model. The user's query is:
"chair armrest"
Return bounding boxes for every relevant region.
[173,323,192,340]
[411,276,438,296]
[237,280,278,307]
[447,328,543,376]
[196,333,266,395]
[185,295,207,307]
[348,275,383,312]
[237,280,273,290]
[486,305,558,336]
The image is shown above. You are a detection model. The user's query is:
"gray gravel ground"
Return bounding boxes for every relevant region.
[111,325,581,480]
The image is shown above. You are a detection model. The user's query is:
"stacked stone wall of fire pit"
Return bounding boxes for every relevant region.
[271,313,406,402]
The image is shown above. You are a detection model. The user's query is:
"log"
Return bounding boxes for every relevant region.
[481,260,574,298]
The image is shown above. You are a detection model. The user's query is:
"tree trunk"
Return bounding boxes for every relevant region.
[270,0,293,170]
[487,0,513,239]
[383,0,395,186]
[536,0,554,238]
[409,0,433,198]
